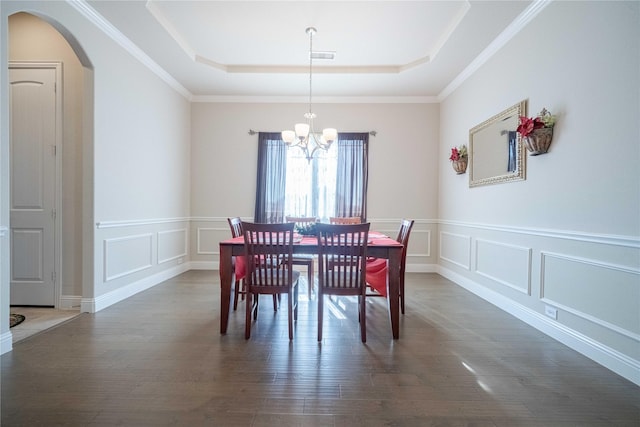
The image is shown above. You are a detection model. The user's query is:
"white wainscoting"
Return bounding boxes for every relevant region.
[439,220,640,386]
[192,223,229,269]
[158,228,188,264]
[476,239,532,295]
[439,231,471,270]
[196,227,221,256]
[405,226,436,273]
[81,218,191,313]
[103,233,153,282]
[540,251,640,341]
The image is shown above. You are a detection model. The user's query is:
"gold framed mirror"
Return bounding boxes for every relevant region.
[469,100,527,187]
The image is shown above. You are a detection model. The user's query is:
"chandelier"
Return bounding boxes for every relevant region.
[281,27,337,162]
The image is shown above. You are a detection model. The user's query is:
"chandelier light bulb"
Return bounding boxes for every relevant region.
[281,130,296,145]
[322,128,337,143]
[295,123,310,141]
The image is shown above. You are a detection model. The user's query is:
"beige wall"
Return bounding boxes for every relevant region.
[189,102,439,271]
[190,102,438,219]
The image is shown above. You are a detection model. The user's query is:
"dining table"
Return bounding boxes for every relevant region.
[218,231,404,339]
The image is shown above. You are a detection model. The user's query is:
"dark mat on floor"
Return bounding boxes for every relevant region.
[10,314,25,328]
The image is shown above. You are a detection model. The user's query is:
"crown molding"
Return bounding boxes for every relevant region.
[148,0,471,77]
[191,95,438,104]
[438,0,552,101]
[64,0,550,104]
[65,0,193,100]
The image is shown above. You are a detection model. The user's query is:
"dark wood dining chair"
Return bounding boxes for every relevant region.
[366,219,414,314]
[329,216,362,224]
[242,221,300,340]
[285,216,317,298]
[316,222,370,342]
[228,217,278,312]
[227,217,246,311]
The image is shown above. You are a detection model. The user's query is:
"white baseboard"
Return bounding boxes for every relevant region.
[438,266,640,387]
[59,295,82,310]
[80,263,191,313]
[1,330,13,355]
[190,261,218,270]
[406,263,438,273]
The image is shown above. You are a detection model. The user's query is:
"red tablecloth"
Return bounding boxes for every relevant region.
[366,257,388,296]
[232,232,397,296]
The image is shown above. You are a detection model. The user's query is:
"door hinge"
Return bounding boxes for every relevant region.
[51,271,57,284]
[51,209,56,220]
[52,145,57,156]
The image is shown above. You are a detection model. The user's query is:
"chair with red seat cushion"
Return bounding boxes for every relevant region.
[365,258,388,296]
[227,217,246,310]
[365,219,414,314]
[228,217,279,312]
[241,221,300,340]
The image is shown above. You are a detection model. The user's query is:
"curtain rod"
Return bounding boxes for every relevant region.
[248,129,377,137]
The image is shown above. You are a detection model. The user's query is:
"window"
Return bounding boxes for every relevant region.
[284,142,337,221]
[254,132,368,223]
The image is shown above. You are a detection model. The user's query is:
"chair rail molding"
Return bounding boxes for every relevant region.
[438,219,640,248]
[96,217,191,229]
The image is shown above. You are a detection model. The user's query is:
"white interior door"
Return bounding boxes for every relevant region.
[9,65,59,306]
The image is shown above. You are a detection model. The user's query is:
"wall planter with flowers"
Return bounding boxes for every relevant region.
[517,108,556,155]
[449,145,468,174]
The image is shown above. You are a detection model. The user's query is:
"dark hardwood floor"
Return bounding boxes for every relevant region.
[2,270,638,426]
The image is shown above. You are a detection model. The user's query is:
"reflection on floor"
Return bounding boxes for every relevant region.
[10,307,81,343]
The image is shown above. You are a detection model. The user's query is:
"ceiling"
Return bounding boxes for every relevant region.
[87,1,534,101]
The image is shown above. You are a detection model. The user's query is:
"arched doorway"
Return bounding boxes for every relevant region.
[7,12,93,313]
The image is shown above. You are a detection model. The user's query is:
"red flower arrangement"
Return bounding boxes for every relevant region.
[449,145,468,161]
[517,108,556,138]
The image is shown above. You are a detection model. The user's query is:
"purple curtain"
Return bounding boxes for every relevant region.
[335,133,369,221]
[254,132,287,223]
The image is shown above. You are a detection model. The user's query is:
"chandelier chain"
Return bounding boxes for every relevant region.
[308,28,313,118]
[281,27,336,162]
